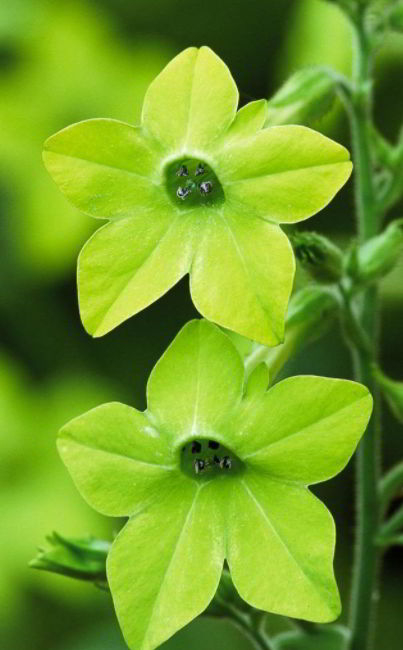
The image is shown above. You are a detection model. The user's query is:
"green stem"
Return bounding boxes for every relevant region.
[347,11,382,650]
[379,503,403,538]
[215,596,274,650]
[379,461,403,515]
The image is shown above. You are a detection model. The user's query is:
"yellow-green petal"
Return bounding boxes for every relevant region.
[218,125,352,223]
[107,480,225,650]
[43,119,166,219]
[78,211,197,336]
[147,320,244,443]
[57,402,176,517]
[227,473,340,622]
[224,99,268,142]
[232,376,372,484]
[142,47,238,152]
[190,211,295,345]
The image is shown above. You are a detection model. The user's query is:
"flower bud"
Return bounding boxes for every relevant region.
[372,365,403,424]
[266,67,337,127]
[292,231,344,283]
[30,532,110,586]
[286,284,339,330]
[388,3,403,32]
[347,219,403,286]
[246,285,339,382]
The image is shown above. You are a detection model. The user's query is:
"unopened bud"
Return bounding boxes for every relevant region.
[292,231,344,283]
[286,284,339,332]
[347,219,403,286]
[266,67,337,127]
[372,365,403,424]
[30,532,110,586]
[244,285,339,382]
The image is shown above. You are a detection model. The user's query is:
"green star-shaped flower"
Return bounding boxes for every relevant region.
[43,47,352,345]
[58,319,372,650]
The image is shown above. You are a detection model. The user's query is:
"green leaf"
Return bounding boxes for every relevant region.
[217,125,352,223]
[78,211,196,336]
[142,47,238,152]
[272,625,350,649]
[58,402,176,516]
[107,480,225,650]
[190,211,295,345]
[147,320,244,443]
[230,376,372,484]
[226,472,340,622]
[224,99,268,141]
[43,119,167,219]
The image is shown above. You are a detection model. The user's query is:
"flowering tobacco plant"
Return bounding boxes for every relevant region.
[58,319,372,650]
[34,3,403,648]
[43,46,351,345]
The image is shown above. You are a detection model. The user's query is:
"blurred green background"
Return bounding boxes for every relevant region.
[0,0,402,648]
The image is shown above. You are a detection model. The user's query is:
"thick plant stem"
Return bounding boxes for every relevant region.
[347,11,382,650]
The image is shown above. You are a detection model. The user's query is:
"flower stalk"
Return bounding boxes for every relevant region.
[345,8,382,650]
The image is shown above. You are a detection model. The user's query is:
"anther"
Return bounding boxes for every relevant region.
[199,181,213,195]
[191,441,202,454]
[219,456,232,470]
[176,164,189,177]
[208,440,219,449]
[177,186,191,200]
[195,163,205,176]
[194,459,205,474]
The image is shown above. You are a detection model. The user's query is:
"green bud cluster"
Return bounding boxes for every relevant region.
[346,219,403,286]
[245,285,340,383]
[266,67,337,127]
[291,231,344,283]
[30,532,110,587]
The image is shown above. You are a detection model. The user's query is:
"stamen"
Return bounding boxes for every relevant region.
[219,456,232,470]
[194,459,205,474]
[191,440,202,454]
[180,438,242,479]
[176,164,189,177]
[195,163,205,176]
[199,181,213,195]
[177,186,191,200]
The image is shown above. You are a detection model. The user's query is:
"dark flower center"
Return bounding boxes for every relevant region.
[180,438,244,481]
[164,158,225,209]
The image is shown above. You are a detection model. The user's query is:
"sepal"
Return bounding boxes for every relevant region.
[30,532,110,587]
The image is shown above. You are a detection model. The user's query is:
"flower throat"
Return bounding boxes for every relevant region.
[180,438,244,481]
[165,158,225,209]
